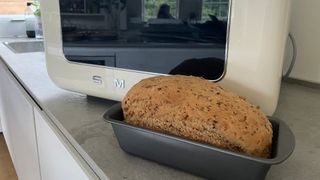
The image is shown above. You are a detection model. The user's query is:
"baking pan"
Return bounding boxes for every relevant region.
[104,103,295,180]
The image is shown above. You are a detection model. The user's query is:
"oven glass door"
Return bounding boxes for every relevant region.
[59,0,230,80]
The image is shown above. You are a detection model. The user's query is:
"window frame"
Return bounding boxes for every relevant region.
[201,0,229,21]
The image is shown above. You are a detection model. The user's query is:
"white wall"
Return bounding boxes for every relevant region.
[284,0,320,84]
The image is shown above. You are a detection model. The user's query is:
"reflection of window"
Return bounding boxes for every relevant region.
[202,0,229,21]
[144,0,178,20]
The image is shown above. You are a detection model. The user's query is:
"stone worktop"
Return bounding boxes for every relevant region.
[0,38,319,180]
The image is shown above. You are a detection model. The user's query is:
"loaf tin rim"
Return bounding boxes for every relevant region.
[103,103,295,165]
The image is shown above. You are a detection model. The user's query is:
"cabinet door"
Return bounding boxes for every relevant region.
[34,109,97,180]
[0,62,10,147]
[0,61,41,180]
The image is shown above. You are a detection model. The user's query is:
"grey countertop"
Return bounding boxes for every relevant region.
[0,38,319,180]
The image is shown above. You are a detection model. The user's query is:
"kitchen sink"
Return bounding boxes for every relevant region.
[3,41,44,53]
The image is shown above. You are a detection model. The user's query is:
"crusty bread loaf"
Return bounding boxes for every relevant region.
[122,75,273,158]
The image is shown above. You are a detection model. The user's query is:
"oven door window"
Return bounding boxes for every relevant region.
[59,0,230,80]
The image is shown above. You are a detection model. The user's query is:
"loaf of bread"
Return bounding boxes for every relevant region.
[122,75,273,158]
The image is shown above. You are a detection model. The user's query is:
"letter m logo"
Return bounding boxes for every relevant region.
[114,79,125,89]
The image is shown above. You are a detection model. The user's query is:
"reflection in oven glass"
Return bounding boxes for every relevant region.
[60,0,229,45]
[59,0,229,80]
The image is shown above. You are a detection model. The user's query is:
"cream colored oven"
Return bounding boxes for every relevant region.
[42,0,291,115]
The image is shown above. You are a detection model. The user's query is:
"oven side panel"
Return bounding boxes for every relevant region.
[220,0,291,115]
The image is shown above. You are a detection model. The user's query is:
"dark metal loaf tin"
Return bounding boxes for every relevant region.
[104,103,295,180]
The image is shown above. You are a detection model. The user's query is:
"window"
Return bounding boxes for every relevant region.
[0,0,29,15]
[144,0,178,20]
[202,0,229,21]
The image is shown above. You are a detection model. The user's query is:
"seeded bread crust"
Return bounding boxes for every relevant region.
[122,75,273,158]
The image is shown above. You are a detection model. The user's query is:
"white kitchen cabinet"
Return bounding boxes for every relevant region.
[34,108,98,180]
[0,71,3,134]
[0,62,10,149]
[0,60,98,180]
[0,61,41,180]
